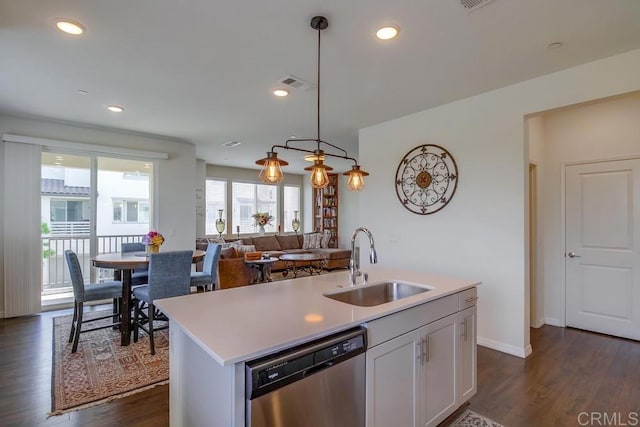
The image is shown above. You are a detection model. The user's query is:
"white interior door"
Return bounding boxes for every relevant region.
[565,159,640,340]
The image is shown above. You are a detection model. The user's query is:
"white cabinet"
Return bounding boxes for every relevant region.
[366,313,458,427]
[366,328,421,427]
[365,289,477,427]
[458,305,477,403]
[421,314,458,427]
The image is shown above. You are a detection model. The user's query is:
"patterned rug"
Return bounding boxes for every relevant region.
[50,311,169,415]
[450,409,504,427]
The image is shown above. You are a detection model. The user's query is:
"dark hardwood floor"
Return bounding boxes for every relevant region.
[1,308,639,426]
[0,306,168,427]
[468,326,640,426]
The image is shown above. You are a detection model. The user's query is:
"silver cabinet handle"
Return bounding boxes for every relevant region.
[567,252,581,258]
[461,319,468,342]
[465,296,479,303]
[424,335,430,363]
[416,338,423,364]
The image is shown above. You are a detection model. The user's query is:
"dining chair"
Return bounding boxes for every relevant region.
[132,250,192,355]
[64,250,123,353]
[190,243,221,292]
[121,242,149,286]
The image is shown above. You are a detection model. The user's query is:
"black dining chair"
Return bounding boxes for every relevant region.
[190,243,221,292]
[121,242,149,286]
[132,250,192,355]
[64,250,123,353]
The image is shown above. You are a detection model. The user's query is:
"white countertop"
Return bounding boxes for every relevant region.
[155,267,479,366]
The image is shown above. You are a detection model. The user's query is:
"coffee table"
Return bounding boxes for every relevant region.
[280,253,327,278]
[244,257,279,283]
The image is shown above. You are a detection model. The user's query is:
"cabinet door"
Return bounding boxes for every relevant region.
[459,305,477,403]
[366,329,421,427]
[420,313,458,427]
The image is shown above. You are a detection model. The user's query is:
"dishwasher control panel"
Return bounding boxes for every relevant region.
[246,327,366,399]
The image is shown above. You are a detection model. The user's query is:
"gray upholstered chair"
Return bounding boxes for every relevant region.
[121,242,149,286]
[191,243,221,291]
[132,250,192,355]
[64,250,123,353]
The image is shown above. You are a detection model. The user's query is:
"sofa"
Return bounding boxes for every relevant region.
[196,233,351,289]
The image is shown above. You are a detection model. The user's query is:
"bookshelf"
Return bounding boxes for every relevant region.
[313,173,338,248]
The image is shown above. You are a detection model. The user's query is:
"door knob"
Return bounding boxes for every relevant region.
[567,252,581,258]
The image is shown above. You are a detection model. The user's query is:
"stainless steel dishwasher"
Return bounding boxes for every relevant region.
[245,327,367,427]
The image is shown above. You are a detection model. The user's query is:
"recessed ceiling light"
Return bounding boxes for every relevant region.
[376,26,399,40]
[107,105,124,113]
[547,41,563,50]
[55,19,86,35]
[273,89,289,97]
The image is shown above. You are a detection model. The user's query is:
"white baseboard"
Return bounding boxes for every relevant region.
[477,336,532,358]
[542,317,564,327]
[530,317,545,328]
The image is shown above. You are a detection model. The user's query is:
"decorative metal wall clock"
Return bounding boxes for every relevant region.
[395,144,458,215]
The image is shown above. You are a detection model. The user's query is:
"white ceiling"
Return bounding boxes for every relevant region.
[1,0,640,173]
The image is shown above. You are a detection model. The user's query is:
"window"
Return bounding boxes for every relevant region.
[283,185,301,232]
[232,182,278,234]
[113,199,149,223]
[50,199,90,222]
[205,179,226,235]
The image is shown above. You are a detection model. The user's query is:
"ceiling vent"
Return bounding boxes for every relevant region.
[459,0,497,12]
[278,75,315,92]
[222,140,241,147]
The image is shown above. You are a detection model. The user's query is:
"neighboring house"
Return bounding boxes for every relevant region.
[40,166,150,237]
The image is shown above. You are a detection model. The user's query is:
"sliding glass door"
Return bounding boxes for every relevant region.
[41,152,154,302]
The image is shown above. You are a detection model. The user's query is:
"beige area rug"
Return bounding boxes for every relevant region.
[51,311,169,415]
[450,409,504,427]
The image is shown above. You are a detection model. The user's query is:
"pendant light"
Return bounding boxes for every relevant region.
[256,15,370,190]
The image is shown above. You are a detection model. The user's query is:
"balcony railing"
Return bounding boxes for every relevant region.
[50,221,91,235]
[41,234,145,295]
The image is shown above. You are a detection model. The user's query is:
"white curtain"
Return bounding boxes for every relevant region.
[3,141,41,317]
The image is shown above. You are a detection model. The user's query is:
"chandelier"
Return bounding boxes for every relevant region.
[256,15,369,191]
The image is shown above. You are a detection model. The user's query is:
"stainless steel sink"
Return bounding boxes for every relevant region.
[324,281,431,307]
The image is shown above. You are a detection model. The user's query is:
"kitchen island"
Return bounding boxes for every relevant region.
[155,267,479,427]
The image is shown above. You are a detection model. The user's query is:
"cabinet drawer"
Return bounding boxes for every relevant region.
[366,294,458,348]
[459,287,478,311]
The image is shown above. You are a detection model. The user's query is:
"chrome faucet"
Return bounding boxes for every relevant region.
[349,227,378,286]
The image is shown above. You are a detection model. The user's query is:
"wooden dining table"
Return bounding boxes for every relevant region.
[91,249,206,346]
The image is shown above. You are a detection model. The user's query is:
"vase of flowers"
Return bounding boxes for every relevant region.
[252,212,273,235]
[142,230,165,255]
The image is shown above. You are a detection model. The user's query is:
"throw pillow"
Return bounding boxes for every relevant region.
[220,247,237,259]
[234,244,257,257]
[302,233,315,249]
[320,231,331,248]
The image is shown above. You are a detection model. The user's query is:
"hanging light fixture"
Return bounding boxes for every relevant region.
[255,15,369,190]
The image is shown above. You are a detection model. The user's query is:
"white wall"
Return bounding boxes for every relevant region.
[0,115,197,313]
[537,92,640,326]
[195,159,207,237]
[359,49,640,357]
[0,140,4,317]
[527,115,545,328]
